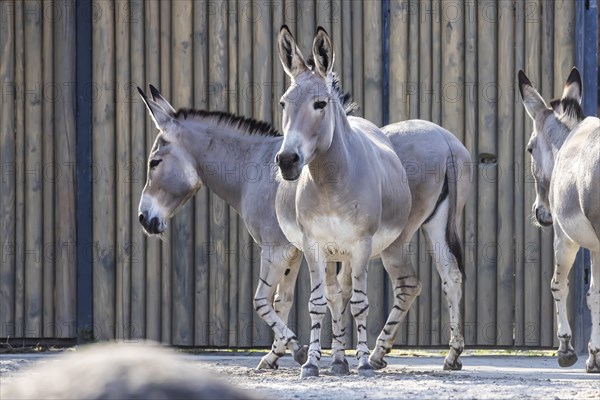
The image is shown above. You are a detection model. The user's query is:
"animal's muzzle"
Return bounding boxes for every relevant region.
[275,151,301,181]
[139,211,161,234]
[535,207,553,227]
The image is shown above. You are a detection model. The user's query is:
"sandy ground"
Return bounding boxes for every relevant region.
[1,350,598,399]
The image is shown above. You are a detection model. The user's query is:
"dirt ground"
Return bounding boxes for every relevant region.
[1,349,598,399]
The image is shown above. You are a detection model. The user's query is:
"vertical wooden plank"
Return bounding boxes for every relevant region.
[440,0,465,346]
[92,0,116,340]
[14,0,24,339]
[23,0,43,338]
[539,0,555,348]
[192,0,209,347]
[430,0,444,346]
[251,0,271,347]
[144,0,162,342]
[236,0,254,347]
[406,0,420,346]
[227,0,239,348]
[129,0,146,340]
[513,0,526,348]
[476,0,498,346]
[331,0,343,85]
[389,0,409,346]
[115,0,131,341]
[389,0,409,123]
[171,0,195,346]
[159,0,172,344]
[553,0,576,349]
[351,0,364,112]
[208,0,230,347]
[363,0,385,349]
[0,0,16,339]
[271,0,284,132]
[462,0,478,346]
[416,0,433,347]
[496,0,515,346]
[523,0,542,347]
[340,0,352,102]
[42,0,54,338]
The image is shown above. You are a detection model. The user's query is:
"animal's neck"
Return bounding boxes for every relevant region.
[183,118,282,212]
[308,106,352,186]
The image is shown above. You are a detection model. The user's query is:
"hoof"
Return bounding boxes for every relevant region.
[301,362,319,378]
[586,352,600,373]
[557,350,578,368]
[293,345,309,365]
[443,358,462,371]
[330,359,350,375]
[256,357,279,370]
[368,356,387,370]
[358,363,375,378]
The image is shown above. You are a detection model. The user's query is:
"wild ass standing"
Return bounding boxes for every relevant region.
[137,72,471,374]
[274,26,470,377]
[518,67,600,373]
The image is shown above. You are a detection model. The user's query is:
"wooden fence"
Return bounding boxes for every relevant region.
[1,0,596,350]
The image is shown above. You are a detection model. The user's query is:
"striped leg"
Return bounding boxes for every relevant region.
[422,200,464,370]
[552,228,579,368]
[350,239,375,377]
[300,241,328,378]
[369,230,421,369]
[325,262,349,375]
[586,251,600,373]
[255,245,306,370]
[257,247,305,370]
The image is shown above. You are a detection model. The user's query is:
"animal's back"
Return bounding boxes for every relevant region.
[552,117,600,250]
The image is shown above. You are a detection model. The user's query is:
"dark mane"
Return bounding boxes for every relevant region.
[172,109,280,137]
[549,97,585,131]
[306,57,359,116]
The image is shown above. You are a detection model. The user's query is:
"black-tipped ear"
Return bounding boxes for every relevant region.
[148,84,176,114]
[561,67,582,103]
[518,70,548,120]
[517,70,532,99]
[138,86,175,131]
[312,26,334,78]
[278,25,308,78]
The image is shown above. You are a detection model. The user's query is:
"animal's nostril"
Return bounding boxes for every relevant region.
[291,153,299,163]
[275,153,281,164]
[139,213,145,224]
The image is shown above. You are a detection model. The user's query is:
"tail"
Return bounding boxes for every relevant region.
[444,146,466,281]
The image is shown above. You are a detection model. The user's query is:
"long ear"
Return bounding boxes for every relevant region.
[561,67,582,103]
[149,84,176,114]
[312,26,334,78]
[518,70,549,120]
[138,87,175,130]
[278,25,308,78]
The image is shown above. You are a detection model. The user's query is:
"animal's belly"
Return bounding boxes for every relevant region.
[305,216,402,261]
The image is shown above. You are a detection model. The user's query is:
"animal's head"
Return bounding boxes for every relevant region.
[275,25,338,181]
[518,67,583,227]
[137,86,202,235]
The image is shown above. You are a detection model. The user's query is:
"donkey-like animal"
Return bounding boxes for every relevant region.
[137,76,471,374]
[274,26,470,377]
[519,67,600,373]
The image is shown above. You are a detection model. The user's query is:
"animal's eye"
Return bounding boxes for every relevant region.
[526,147,533,154]
[280,101,286,109]
[314,100,327,110]
[150,159,162,169]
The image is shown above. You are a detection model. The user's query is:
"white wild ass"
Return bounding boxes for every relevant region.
[519,67,599,373]
[274,26,470,377]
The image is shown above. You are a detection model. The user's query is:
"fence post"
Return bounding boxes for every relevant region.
[573,0,597,355]
[76,0,94,343]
